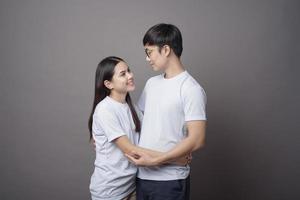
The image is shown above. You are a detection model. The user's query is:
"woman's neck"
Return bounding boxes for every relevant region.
[109,92,127,104]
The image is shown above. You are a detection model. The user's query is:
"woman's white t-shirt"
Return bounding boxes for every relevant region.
[90,96,140,200]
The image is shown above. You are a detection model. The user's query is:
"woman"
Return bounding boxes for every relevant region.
[88,56,190,200]
[88,56,141,200]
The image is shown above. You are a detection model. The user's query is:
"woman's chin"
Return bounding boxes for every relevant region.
[127,85,135,92]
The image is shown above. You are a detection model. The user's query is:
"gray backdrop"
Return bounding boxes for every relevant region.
[1,0,299,199]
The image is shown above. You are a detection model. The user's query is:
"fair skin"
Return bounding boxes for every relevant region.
[94,61,191,165]
[125,44,206,166]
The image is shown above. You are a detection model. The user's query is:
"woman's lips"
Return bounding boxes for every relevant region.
[127,81,134,85]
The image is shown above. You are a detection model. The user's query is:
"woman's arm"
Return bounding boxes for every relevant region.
[114,135,161,157]
[113,136,190,166]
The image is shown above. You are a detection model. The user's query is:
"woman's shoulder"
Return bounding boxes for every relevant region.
[94,98,114,115]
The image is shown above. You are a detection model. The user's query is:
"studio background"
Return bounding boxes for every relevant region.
[1,0,299,199]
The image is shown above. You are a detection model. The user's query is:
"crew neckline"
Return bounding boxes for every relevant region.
[162,70,187,81]
[106,96,128,108]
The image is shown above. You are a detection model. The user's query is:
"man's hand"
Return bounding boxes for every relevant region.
[91,138,96,151]
[174,153,192,166]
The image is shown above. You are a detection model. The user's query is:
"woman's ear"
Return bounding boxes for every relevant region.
[104,80,113,90]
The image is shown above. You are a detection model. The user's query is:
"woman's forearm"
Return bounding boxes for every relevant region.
[114,135,189,166]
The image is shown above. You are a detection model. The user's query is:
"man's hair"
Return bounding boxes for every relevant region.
[143,23,183,58]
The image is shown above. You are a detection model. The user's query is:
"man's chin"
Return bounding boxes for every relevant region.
[151,66,161,71]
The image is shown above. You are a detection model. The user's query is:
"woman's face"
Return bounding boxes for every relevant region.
[108,61,135,94]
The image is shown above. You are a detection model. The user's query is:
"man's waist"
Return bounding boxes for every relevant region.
[137,165,190,181]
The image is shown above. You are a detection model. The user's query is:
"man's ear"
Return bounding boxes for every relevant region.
[163,45,171,57]
[104,80,113,90]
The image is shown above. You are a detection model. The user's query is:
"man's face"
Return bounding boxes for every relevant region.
[144,45,167,71]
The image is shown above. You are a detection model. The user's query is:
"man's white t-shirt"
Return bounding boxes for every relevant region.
[90,96,140,200]
[137,71,207,181]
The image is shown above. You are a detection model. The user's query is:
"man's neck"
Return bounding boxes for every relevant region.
[164,58,185,79]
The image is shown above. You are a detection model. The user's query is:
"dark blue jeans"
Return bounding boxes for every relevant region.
[136,176,190,200]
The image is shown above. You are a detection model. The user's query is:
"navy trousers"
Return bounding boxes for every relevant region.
[136,176,190,200]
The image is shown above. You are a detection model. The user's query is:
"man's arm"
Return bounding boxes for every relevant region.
[157,120,206,164]
[126,120,206,166]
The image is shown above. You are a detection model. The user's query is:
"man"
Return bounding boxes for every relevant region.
[126,23,207,200]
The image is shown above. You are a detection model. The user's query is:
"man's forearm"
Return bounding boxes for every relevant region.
[154,138,200,165]
[155,121,206,165]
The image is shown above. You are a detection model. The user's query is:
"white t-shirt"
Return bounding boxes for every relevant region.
[90,96,140,200]
[137,71,207,181]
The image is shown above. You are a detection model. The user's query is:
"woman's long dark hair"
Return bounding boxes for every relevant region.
[88,56,141,141]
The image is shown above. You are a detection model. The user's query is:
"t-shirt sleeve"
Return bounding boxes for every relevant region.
[93,109,126,142]
[182,85,207,121]
[137,82,148,112]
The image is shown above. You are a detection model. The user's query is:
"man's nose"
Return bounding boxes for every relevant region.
[127,72,133,79]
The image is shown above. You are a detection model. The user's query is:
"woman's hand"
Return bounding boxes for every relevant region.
[125,151,160,167]
[125,151,192,166]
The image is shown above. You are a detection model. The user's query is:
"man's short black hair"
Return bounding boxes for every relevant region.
[143,23,183,58]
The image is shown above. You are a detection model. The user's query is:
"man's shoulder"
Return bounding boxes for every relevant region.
[147,74,163,82]
[179,72,206,102]
[182,72,203,90]
[143,74,163,88]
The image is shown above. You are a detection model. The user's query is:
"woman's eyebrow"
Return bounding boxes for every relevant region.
[119,70,127,74]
